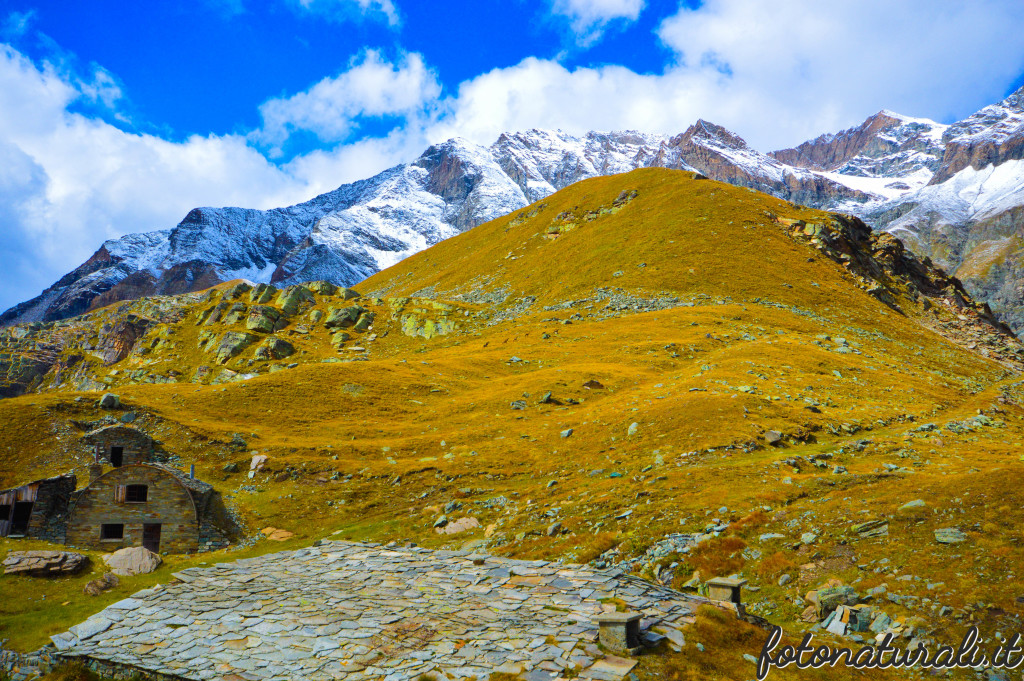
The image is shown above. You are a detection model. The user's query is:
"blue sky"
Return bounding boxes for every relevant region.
[1,0,1024,311]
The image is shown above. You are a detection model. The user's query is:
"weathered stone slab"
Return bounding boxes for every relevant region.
[3,550,88,576]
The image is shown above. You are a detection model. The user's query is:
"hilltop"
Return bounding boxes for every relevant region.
[2,169,1024,679]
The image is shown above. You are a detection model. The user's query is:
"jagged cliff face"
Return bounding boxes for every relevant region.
[5,87,1024,332]
[771,111,947,179]
[931,87,1024,184]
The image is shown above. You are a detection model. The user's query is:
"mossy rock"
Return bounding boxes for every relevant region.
[248,283,278,304]
[325,306,365,329]
[253,337,295,361]
[305,281,338,296]
[276,286,316,316]
[245,305,282,333]
[213,331,256,364]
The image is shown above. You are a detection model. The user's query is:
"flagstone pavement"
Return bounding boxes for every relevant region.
[52,541,710,681]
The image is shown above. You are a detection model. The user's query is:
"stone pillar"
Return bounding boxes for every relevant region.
[706,577,748,604]
[595,612,642,654]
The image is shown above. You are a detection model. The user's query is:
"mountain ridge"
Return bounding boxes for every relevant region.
[6,86,1024,332]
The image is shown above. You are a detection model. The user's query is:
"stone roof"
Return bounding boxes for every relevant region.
[146,463,212,497]
[52,541,712,680]
[81,424,154,442]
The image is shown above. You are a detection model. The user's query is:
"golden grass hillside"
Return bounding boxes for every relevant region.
[0,168,1022,680]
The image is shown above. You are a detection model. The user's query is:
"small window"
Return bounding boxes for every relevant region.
[100,523,124,540]
[125,485,148,503]
[110,446,124,467]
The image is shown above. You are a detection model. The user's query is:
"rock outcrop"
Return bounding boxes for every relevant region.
[3,550,88,576]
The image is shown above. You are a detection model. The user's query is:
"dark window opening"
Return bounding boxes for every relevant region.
[100,523,124,540]
[110,446,124,467]
[125,485,148,503]
[10,502,33,534]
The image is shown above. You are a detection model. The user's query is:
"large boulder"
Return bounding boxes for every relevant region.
[324,305,365,329]
[248,283,278,304]
[305,281,338,296]
[245,305,284,333]
[98,393,121,409]
[214,332,256,364]
[3,550,89,576]
[102,547,162,576]
[253,337,295,361]
[353,311,375,333]
[276,286,316,316]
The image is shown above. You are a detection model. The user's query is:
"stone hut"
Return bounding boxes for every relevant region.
[81,425,156,468]
[0,474,76,542]
[0,427,234,554]
[65,463,230,554]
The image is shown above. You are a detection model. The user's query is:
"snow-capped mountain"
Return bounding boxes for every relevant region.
[5,86,1024,332]
[0,124,865,326]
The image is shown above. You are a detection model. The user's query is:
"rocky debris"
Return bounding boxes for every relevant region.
[250,454,269,472]
[899,499,927,512]
[102,547,162,576]
[83,572,119,596]
[222,462,240,473]
[3,551,88,576]
[510,400,527,410]
[98,393,120,409]
[582,379,604,389]
[53,540,710,681]
[764,430,783,446]
[934,528,968,544]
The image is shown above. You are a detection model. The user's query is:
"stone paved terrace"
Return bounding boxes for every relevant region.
[52,541,713,681]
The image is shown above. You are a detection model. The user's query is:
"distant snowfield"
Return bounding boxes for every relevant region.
[884,160,1024,246]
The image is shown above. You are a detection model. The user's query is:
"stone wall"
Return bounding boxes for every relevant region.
[0,642,56,681]
[66,465,199,553]
[81,425,155,467]
[27,475,76,543]
[64,655,191,681]
[0,475,75,541]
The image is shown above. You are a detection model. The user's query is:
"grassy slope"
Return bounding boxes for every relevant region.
[1,169,1021,679]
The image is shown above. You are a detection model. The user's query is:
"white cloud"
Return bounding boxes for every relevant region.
[0,44,414,311]
[255,50,440,151]
[290,0,400,27]
[435,0,1024,152]
[550,0,644,45]
[656,0,1024,144]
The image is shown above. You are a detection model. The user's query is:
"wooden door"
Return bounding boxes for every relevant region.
[142,523,161,553]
